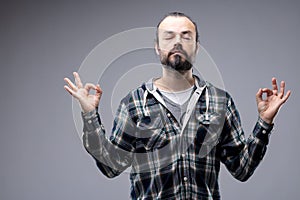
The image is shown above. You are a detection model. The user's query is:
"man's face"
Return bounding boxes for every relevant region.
[156,16,199,72]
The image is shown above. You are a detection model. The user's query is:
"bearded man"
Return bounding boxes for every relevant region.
[64,12,291,200]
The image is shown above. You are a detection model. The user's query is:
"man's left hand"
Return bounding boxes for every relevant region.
[256,77,291,124]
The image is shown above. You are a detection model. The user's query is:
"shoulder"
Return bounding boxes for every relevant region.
[120,83,147,106]
[117,83,150,121]
[205,81,231,102]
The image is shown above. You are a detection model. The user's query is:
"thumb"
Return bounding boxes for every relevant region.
[95,84,103,98]
[256,88,263,103]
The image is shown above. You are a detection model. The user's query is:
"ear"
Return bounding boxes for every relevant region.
[195,42,200,54]
[155,42,160,55]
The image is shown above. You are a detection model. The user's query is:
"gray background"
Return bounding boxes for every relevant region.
[1,0,299,199]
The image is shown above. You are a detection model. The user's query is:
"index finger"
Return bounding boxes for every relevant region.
[262,88,273,97]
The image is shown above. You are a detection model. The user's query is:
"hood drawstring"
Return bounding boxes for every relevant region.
[141,79,209,123]
[142,89,150,117]
[204,87,210,122]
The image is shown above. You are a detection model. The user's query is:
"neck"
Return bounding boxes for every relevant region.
[155,67,194,92]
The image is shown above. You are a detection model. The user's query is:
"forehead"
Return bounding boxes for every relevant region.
[158,16,196,34]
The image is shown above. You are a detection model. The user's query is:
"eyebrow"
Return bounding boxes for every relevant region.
[181,30,192,35]
[162,31,175,35]
[162,30,193,35]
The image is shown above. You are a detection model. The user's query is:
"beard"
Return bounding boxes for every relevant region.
[160,44,194,72]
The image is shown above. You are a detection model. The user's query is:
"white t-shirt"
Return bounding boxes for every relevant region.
[159,85,194,106]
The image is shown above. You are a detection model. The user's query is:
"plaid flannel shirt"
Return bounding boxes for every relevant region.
[82,75,273,200]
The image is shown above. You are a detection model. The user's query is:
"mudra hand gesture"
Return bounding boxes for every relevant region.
[256,77,291,124]
[64,72,102,113]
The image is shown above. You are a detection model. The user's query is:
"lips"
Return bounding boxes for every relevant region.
[168,50,185,57]
[171,51,184,55]
[169,51,186,59]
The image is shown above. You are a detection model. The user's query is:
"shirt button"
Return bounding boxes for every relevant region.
[183,177,188,182]
[167,113,171,118]
[88,120,92,124]
[262,130,266,134]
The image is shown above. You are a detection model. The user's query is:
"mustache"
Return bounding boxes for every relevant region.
[167,45,188,58]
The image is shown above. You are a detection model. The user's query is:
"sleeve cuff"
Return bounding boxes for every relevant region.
[253,116,274,145]
[81,109,102,132]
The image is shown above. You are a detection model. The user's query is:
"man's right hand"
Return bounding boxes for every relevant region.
[64,72,102,113]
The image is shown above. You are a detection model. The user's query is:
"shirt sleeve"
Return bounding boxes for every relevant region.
[219,94,273,182]
[82,101,136,178]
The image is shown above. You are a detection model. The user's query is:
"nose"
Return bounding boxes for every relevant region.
[173,42,183,50]
[175,34,182,44]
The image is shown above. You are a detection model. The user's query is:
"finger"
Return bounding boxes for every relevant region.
[272,77,278,95]
[278,81,285,98]
[95,84,103,92]
[64,77,77,91]
[84,83,97,92]
[262,88,273,97]
[281,90,291,104]
[64,85,79,98]
[73,72,83,88]
[95,84,103,98]
[256,88,263,102]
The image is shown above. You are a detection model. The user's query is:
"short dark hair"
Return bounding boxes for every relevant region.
[156,12,199,44]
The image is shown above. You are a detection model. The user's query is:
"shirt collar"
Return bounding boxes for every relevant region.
[144,74,207,93]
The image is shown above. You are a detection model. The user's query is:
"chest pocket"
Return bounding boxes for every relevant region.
[194,112,224,157]
[136,114,169,151]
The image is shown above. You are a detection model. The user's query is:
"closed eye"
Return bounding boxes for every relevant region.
[181,31,192,40]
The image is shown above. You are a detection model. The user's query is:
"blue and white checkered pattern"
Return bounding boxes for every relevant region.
[82,75,273,200]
